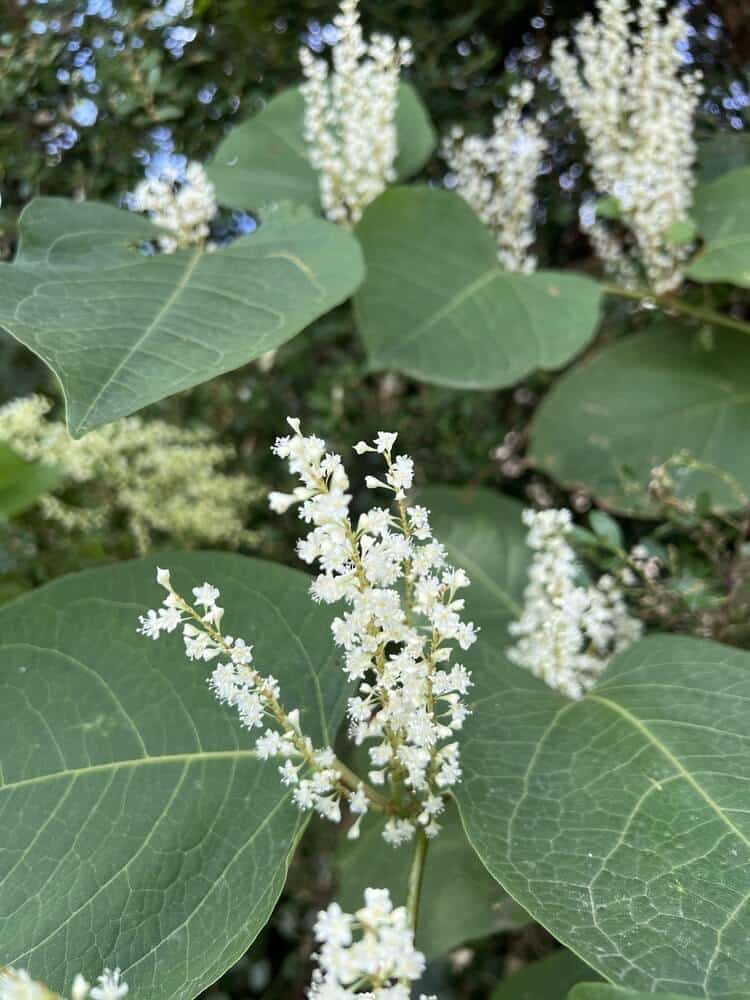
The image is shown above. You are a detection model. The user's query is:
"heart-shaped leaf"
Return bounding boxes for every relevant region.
[529,325,750,515]
[688,167,750,287]
[0,198,364,436]
[336,800,526,959]
[429,486,750,996]
[0,553,347,1000]
[353,187,602,389]
[207,84,435,213]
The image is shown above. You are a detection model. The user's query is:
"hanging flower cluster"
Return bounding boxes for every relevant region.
[138,420,476,846]
[308,888,435,1000]
[299,0,413,226]
[130,160,217,253]
[442,82,546,274]
[0,967,128,1000]
[551,0,702,293]
[0,395,259,554]
[507,508,643,699]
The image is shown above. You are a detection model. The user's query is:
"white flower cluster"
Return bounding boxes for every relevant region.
[270,419,477,845]
[552,0,702,294]
[130,161,217,253]
[309,888,434,1000]
[0,967,127,1000]
[138,571,356,827]
[508,509,643,699]
[299,0,413,225]
[0,395,259,554]
[442,82,545,274]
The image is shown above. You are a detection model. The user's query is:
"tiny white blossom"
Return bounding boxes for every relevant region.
[89,970,128,1000]
[130,161,217,253]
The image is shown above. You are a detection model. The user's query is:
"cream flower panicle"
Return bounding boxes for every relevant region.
[507,508,642,699]
[299,0,413,226]
[552,0,702,293]
[442,81,546,274]
[130,160,217,253]
[138,419,477,846]
[0,395,259,554]
[308,888,426,999]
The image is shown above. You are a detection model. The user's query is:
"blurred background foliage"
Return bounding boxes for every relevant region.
[1,1,749,996]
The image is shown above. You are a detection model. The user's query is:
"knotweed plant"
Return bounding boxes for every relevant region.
[508,508,642,698]
[139,420,476,846]
[130,160,217,252]
[0,395,259,553]
[299,0,413,226]
[552,0,702,293]
[442,82,545,273]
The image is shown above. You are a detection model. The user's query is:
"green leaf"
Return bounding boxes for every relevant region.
[0,442,60,518]
[664,219,697,247]
[696,132,750,183]
[569,987,697,1000]
[0,553,348,999]
[0,198,364,436]
[336,800,527,959]
[207,84,436,213]
[588,510,623,550]
[688,167,750,287]
[595,196,621,220]
[491,949,602,1000]
[353,187,602,389]
[422,486,750,995]
[529,325,750,515]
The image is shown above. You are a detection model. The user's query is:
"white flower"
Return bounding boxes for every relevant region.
[0,969,49,1000]
[443,81,545,273]
[552,0,702,293]
[308,889,426,998]
[299,0,413,225]
[89,970,128,1000]
[507,508,643,698]
[130,160,217,253]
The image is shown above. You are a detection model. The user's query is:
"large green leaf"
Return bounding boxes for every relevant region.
[0,198,364,436]
[429,487,750,995]
[336,800,527,959]
[207,84,436,213]
[688,167,750,287]
[0,553,348,999]
[353,187,602,389]
[569,988,696,1000]
[529,326,750,515]
[696,133,750,184]
[0,443,60,518]
[491,949,602,1000]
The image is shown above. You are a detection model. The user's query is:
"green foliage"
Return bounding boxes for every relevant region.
[0,199,364,436]
[0,553,348,998]
[491,949,602,1000]
[530,326,750,515]
[568,988,697,1000]
[688,167,750,287]
[354,187,602,389]
[0,442,59,518]
[336,800,527,959]
[208,83,435,213]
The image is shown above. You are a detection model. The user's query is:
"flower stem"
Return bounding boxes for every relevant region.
[601,283,750,336]
[406,828,429,933]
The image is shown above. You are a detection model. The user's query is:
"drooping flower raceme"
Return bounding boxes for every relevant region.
[0,967,128,1000]
[552,0,702,293]
[442,82,545,274]
[308,888,429,999]
[0,395,259,554]
[507,509,642,699]
[299,0,413,226]
[130,160,217,253]
[138,421,476,846]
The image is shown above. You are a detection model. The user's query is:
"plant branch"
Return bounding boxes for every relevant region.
[601,283,750,336]
[406,828,429,933]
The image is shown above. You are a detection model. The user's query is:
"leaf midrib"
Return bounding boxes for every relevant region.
[0,748,258,793]
[588,693,750,849]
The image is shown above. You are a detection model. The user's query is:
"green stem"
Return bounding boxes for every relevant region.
[601,283,750,336]
[406,828,429,933]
